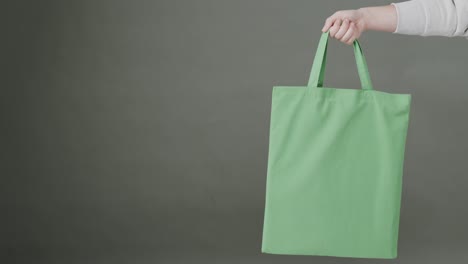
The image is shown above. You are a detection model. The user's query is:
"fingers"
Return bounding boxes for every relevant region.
[341,22,357,45]
[328,19,342,38]
[334,19,350,39]
[322,11,363,45]
[321,16,335,32]
[327,20,359,45]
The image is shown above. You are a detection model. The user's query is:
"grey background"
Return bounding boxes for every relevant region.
[3,0,468,263]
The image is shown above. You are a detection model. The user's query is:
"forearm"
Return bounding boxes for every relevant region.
[359,5,397,33]
[360,1,466,37]
[391,0,467,37]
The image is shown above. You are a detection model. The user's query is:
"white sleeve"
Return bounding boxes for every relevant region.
[391,0,468,38]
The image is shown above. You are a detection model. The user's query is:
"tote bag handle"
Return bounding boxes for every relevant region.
[307,31,373,90]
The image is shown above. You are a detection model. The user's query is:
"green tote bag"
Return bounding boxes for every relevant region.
[261,31,411,259]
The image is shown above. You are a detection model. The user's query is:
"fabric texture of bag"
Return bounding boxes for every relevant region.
[261,31,412,259]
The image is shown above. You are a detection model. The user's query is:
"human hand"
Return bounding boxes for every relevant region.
[322,6,397,45]
[322,9,367,45]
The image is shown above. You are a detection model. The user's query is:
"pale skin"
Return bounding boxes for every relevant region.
[322,5,398,45]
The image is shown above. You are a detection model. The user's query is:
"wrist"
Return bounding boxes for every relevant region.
[357,7,370,31]
[357,5,397,33]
